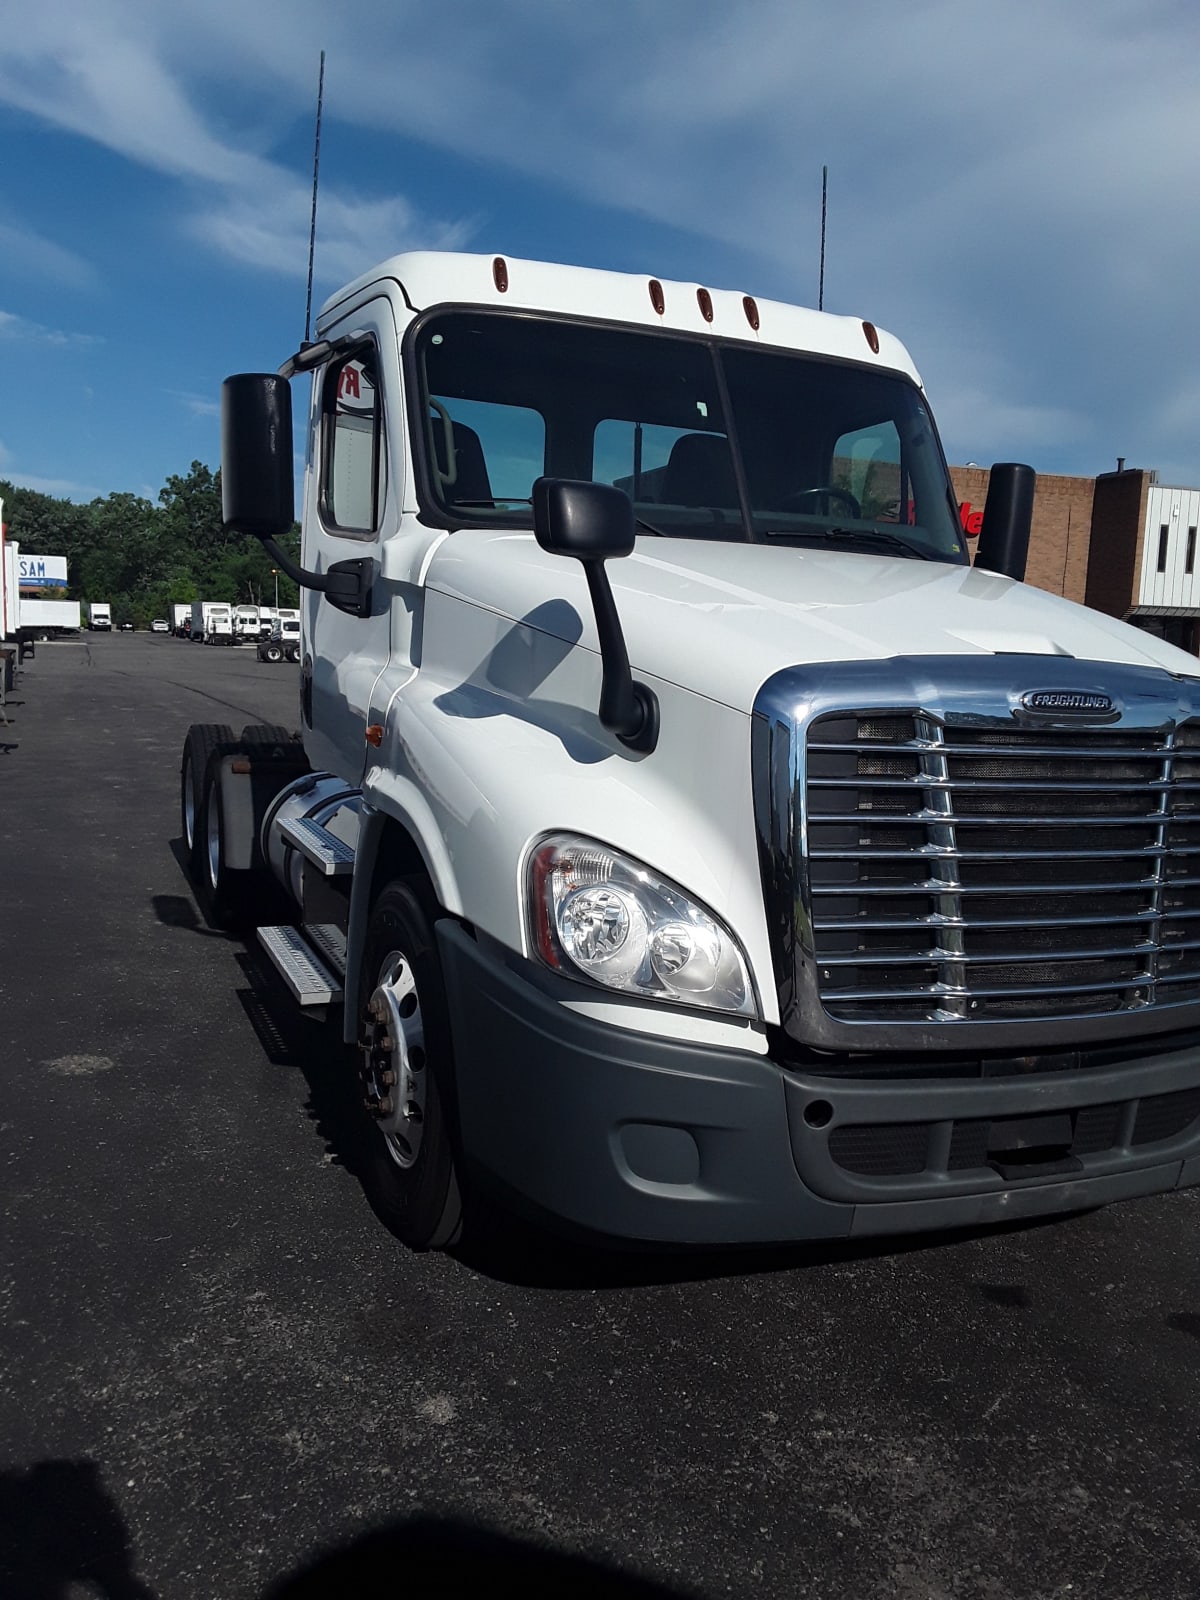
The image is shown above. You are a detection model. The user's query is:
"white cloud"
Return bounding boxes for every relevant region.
[169,390,221,419]
[0,217,95,289]
[0,310,99,346]
[189,184,475,285]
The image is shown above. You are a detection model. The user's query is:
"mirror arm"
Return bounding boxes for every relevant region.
[259,537,375,619]
[582,560,659,753]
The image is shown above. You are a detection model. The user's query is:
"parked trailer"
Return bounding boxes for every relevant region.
[183,248,1200,1254]
[20,598,81,636]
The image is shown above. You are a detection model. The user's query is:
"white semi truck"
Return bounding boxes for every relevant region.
[182,249,1200,1252]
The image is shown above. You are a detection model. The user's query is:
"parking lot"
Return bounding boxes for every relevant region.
[3,632,1200,1599]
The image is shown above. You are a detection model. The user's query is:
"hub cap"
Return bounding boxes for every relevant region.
[361,951,427,1168]
[184,757,195,850]
[206,790,221,888]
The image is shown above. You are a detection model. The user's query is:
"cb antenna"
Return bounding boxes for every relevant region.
[303,49,326,346]
[818,164,828,311]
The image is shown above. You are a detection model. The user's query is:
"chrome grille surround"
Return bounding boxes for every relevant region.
[751,655,1200,1052]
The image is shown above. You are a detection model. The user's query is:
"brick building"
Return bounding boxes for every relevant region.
[950,463,1200,655]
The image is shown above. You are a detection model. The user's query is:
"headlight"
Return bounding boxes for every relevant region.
[528,834,757,1017]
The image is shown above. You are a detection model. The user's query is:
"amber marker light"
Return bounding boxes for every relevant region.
[862,321,880,353]
[492,256,509,292]
[648,278,665,315]
[696,287,714,323]
[365,724,384,747]
[742,296,760,331]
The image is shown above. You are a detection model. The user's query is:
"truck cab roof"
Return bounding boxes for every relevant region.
[317,250,921,384]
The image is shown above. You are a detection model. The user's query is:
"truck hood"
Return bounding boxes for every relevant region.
[426,532,1200,713]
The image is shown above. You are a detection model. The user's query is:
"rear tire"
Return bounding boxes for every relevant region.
[197,764,255,929]
[357,880,463,1250]
[180,723,234,873]
[263,644,282,663]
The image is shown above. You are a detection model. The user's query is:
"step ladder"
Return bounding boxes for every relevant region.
[257,922,347,1006]
[278,815,355,876]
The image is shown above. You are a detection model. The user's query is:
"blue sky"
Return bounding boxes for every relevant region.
[1,0,1198,504]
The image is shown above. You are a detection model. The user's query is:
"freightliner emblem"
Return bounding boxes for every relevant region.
[1020,689,1115,714]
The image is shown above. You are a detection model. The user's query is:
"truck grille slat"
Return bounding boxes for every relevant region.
[806,708,1200,1025]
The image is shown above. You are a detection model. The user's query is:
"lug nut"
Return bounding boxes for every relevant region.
[377,1096,393,1116]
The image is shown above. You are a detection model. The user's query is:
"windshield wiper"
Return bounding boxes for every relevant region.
[450,497,532,508]
[764,526,936,561]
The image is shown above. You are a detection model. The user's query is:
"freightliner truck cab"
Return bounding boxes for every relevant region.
[182,250,1200,1250]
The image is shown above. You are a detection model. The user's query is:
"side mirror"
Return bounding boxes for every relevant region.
[533,478,636,561]
[219,372,375,619]
[533,478,657,754]
[221,374,294,540]
[974,463,1036,582]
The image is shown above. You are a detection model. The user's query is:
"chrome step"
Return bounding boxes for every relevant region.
[279,815,355,876]
[258,924,344,1006]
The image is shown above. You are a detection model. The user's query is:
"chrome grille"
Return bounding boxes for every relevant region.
[806,712,1200,1025]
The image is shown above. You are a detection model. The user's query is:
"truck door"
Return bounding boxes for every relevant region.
[301,300,398,781]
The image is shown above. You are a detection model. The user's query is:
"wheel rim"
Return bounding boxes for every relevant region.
[362,951,427,1168]
[206,788,221,889]
[183,754,195,851]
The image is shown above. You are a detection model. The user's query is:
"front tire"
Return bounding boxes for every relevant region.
[357,881,463,1250]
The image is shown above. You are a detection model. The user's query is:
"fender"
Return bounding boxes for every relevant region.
[342,781,465,1044]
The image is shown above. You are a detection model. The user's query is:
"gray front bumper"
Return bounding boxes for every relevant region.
[438,922,1200,1245]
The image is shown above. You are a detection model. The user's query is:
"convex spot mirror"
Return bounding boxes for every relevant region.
[533,478,635,562]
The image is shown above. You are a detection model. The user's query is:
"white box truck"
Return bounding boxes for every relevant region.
[190,600,233,644]
[181,249,1200,1252]
[0,518,18,695]
[171,603,192,635]
[20,598,81,636]
[88,602,112,631]
[0,525,17,640]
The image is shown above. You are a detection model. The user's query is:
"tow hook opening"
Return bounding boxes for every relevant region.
[986,1111,1081,1181]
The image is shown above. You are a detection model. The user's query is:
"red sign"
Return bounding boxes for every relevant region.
[959,502,983,537]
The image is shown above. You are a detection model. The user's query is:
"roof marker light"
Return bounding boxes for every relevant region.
[493,256,509,293]
[648,278,665,315]
[743,295,760,331]
[862,320,880,353]
[697,287,714,323]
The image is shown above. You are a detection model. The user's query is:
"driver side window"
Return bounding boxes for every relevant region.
[320,347,388,537]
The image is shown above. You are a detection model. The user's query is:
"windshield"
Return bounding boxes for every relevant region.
[411,311,966,563]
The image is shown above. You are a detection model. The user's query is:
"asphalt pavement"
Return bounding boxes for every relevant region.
[2,632,1200,1600]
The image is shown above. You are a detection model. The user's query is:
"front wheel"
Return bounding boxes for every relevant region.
[357,881,463,1250]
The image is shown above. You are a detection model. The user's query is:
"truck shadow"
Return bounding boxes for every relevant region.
[263,1514,695,1599]
[0,1457,156,1599]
